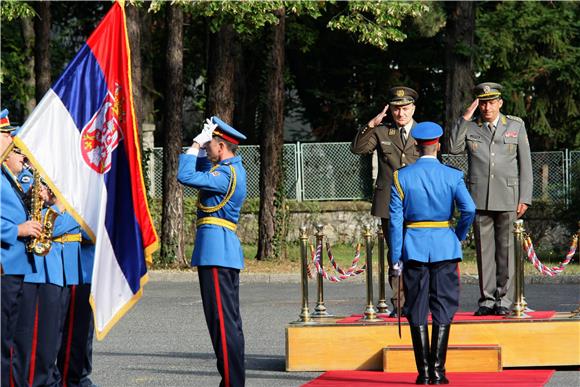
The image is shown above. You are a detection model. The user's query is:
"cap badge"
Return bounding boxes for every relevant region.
[483,85,491,93]
[396,89,405,97]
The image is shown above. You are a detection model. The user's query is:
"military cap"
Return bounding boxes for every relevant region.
[0,109,18,133]
[388,86,419,106]
[211,116,247,145]
[410,122,443,145]
[474,82,503,101]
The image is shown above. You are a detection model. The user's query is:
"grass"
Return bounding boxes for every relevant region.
[179,242,580,276]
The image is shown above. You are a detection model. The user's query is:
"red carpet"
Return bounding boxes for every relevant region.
[302,370,555,386]
[336,311,555,324]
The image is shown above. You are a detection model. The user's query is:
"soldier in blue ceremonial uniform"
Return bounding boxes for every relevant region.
[389,122,476,385]
[13,186,81,387]
[57,229,97,387]
[1,111,42,387]
[177,117,247,387]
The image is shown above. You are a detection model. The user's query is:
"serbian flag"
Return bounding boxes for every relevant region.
[14,1,158,340]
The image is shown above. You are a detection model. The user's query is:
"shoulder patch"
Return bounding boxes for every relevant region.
[506,115,524,123]
[210,171,220,176]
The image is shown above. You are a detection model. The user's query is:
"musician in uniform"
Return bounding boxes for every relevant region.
[1,112,41,387]
[177,117,247,387]
[448,82,533,316]
[389,122,475,384]
[351,86,421,316]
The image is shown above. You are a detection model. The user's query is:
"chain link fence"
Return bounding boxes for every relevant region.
[147,144,577,204]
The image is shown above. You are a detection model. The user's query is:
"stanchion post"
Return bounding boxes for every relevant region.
[297,225,311,323]
[376,224,389,314]
[508,220,530,319]
[312,224,331,317]
[361,224,380,321]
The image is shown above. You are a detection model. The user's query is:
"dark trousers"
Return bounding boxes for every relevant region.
[1,275,24,387]
[198,266,245,387]
[381,219,404,309]
[57,284,95,387]
[12,283,68,387]
[403,260,460,326]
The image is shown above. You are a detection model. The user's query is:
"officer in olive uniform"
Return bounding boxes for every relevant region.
[449,82,533,316]
[1,110,42,387]
[351,86,420,315]
[390,122,475,385]
[177,117,247,387]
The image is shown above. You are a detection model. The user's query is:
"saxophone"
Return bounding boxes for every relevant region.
[27,169,58,256]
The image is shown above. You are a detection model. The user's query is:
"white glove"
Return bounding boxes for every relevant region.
[193,119,217,147]
[390,261,403,277]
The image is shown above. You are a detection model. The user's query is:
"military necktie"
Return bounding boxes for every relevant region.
[400,128,407,146]
[487,122,495,133]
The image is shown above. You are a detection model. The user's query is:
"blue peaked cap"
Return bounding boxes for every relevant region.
[211,116,247,144]
[411,121,443,142]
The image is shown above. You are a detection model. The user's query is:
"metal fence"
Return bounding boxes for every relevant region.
[148,144,579,204]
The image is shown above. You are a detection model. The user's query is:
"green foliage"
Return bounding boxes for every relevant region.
[476,2,580,149]
[0,0,34,22]
[327,1,429,50]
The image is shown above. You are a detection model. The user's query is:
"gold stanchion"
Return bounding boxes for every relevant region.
[376,224,389,314]
[361,224,380,321]
[292,226,313,324]
[312,224,332,318]
[507,220,531,319]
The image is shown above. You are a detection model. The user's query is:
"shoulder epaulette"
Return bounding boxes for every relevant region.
[506,115,524,123]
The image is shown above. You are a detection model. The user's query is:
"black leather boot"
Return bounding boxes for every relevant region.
[409,325,430,385]
[429,324,450,385]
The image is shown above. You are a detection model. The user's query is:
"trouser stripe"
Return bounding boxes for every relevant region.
[62,285,77,387]
[212,268,230,387]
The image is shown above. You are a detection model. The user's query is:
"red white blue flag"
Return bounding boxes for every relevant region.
[14,1,158,340]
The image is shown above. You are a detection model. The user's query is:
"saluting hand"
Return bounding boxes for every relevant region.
[18,220,42,238]
[517,203,528,219]
[462,99,479,121]
[367,105,389,128]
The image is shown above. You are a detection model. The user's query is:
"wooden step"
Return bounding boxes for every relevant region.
[383,344,502,372]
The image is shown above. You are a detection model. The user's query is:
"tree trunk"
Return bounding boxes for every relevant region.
[443,1,475,152]
[21,17,36,114]
[126,4,143,140]
[140,10,155,124]
[234,41,261,144]
[207,24,236,121]
[160,5,185,267]
[34,0,51,102]
[256,8,285,261]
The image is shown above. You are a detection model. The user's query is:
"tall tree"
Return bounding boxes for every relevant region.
[256,8,285,260]
[443,1,474,151]
[34,0,51,101]
[160,5,185,266]
[21,16,36,114]
[126,3,143,138]
[206,23,237,121]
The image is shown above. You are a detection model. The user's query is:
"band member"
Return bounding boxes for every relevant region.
[390,122,475,384]
[177,117,248,387]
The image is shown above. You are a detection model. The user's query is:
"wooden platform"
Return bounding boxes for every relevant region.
[285,312,580,371]
[383,345,501,372]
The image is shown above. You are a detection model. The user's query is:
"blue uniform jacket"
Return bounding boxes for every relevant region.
[389,157,476,266]
[177,153,247,269]
[1,166,35,275]
[80,229,95,284]
[24,207,81,286]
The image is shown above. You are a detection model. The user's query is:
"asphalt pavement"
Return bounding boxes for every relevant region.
[90,272,580,387]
